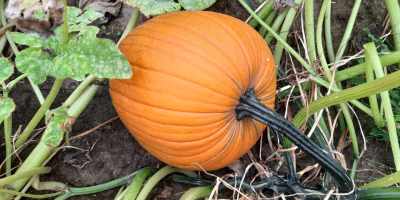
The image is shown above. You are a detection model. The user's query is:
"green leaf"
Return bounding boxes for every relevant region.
[0,97,15,123]
[42,106,73,148]
[389,89,400,101]
[0,58,13,84]
[349,76,365,86]
[59,36,132,80]
[363,28,391,53]
[11,32,50,49]
[13,6,131,83]
[391,99,400,111]
[369,127,390,143]
[129,0,181,17]
[178,0,216,10]
[34,8,48,20]
[15,48,74,84]
[68,7,103,32]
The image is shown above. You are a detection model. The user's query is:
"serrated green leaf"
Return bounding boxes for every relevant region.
[11,32,50,49]
[16,48,74,84]
[42,106,72,147]
[34,8,48,20]
[78,26,100,38]
[178,0,216,10]
[67,7,83,20]
[58,37,132,80]
[0,97,15,123]
[0,58,13,84]
[13,6,131,82]
[129,0,181,17]
[68,7,103,32]
[363,28,391,53]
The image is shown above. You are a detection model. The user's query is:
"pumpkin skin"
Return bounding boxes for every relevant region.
[109,11,276,171]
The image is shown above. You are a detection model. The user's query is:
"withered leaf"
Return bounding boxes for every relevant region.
[5,0,64,39]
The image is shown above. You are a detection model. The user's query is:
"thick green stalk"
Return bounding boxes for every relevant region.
[316,0,359,179]
[364,42,400,171]
[4,112,12,176]
[64,75,97,107]
[0,189,63,199]
[248,0,274,28]
[239,0,372,117]
[114,185,126,200]
[5,74,29,91]
[385,0,400,66]
[2,142,53,199]
[67,78,104,118]
[55,193,72,199]
[305,0,316,67]
[2,82,12,177]
[360,170,400,189]
[60,0,68,44]
[15,78,63,149]
[136,166,198,200]
[325,0,346,135]
[117,8,140,46]
[315,0,333,82]
[334,0,362,136]
[292,70,400,130]
[324,0,335,63]
[180,187,213,200]
[365,48,383,127]
[258,12,276,38]
[335,51,400,81]
[305,0,336,145]
[32,177,66,191]
[55,168,156,200]
[264,7,290,44]
[0,167,51,187]
[357,188,400,199]
[335,0,362,62]
[122,168,156,200]
[273,0,303,67]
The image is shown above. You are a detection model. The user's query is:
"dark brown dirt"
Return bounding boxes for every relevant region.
[0,0,396,199]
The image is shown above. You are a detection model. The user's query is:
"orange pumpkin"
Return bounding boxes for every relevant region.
[109,11,275,171]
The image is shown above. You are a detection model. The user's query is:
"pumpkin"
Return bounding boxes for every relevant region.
[109,11,276,171]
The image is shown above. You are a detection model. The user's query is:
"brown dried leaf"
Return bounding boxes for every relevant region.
[4,0,64,39]
[227,160,246,177]
[273,0,299,13]
[79,0,122,25]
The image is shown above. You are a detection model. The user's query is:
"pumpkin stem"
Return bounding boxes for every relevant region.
[236,88,354,194]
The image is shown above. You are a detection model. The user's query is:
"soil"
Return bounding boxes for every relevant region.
[0,0,396,199]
